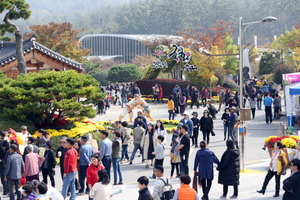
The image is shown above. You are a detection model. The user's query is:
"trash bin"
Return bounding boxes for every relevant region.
[287,116,296,126]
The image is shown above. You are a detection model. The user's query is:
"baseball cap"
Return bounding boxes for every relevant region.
[183,111,189,116]
[177,123,183,127]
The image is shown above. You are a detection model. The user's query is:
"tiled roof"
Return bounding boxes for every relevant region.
[0,38,82,70]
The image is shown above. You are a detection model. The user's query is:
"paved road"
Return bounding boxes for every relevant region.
[2,102,290,200]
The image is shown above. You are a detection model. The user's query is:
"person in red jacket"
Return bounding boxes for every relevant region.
[87,153,104,200]
[61,138,78,200]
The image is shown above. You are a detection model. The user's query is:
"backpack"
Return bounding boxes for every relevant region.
[159,178,175,200]
[257,92,262,99]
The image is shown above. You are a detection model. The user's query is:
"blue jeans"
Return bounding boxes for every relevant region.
[223,123,229,140]
[121,97,128,108]
[130,143,144,162]
[62,171,77,200]
[228,125,235,141]
[112,158,123,184]
[121,145,129,161]
[102,156,112,180]
[257,99,262,110]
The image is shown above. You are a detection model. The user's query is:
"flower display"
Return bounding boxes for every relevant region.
[35,118,105,138]
[281,138,297,148]
[265,135,300,149]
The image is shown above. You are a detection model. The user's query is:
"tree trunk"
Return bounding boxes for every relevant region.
[15,30,27,74]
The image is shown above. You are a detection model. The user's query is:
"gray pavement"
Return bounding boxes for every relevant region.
[2,102,291,200]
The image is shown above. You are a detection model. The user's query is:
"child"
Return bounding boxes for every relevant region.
[170,137,181,178]
[233,120,247,148]
[168,95,175,120]
[150,135,165,179]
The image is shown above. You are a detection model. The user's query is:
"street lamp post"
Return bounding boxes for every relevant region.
[238,16,277,172]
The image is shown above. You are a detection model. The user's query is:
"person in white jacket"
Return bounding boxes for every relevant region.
[90,169,112,200]
[152,165,169,200]
[150,136,165,179]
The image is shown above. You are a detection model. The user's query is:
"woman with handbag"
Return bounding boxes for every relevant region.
[199,110,214,144]
[217,140,240,199]
[257,141,288,197]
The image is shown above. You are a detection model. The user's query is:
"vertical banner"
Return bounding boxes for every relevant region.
[242,48,251,81]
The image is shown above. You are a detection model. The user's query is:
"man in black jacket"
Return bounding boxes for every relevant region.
[137,176,151,200]
[56,137,68,179]
[282,159,300,200]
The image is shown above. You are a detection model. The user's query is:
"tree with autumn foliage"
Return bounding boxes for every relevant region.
[24,22,90,63]
[0,0,31,74]
[177,20,236,86]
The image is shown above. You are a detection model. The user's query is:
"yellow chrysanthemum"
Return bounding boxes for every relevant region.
[281,138,297,148]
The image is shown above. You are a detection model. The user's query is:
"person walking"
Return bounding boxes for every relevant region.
[217,140,240,199]
[273,93,281,120]
[282,158,300,200]
[137,176,152,200]
[129,121,145,165]
[24,144,45,182]
[173,175,199,200]
[256,87,263,110]
[89,169,112,200]
[121,84,129,108]
[158,84,164,103]
[249,94,257,119]
[218,87,225,112]
[191,112,200,147]
[183,85,190,104]
[201,87,208,107]
[263,92,273,124]
[257,141,288,197]
[120,121,131,163]
[141,123,157,168]
[99,130,112,179]
[224,89,231,107]
[228,107,237,141]
[176,125,190,175]
[173,92,180,115]
[41,142,57,187]
[4,144,24,200]
[199,110,214,144]
[86,153,104,200]
[56,137,68,179]
[61,138,78,200]
[221,108,231,141]
[194,141,219,200]
[77,136,94,195]
[167,95,175,120]
[179,93,186,115]
[112,131,123,185]
[152,165,169,200]
[36,129,47,147]
[190,86,199,109]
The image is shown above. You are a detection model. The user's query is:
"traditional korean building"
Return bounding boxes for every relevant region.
[0,38,83,78]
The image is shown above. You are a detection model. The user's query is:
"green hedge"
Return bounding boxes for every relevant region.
[135,78,192,96]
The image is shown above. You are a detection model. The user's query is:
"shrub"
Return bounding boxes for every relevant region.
[135,79,192,96]
[273,64,295,84]
[107,64,142,82]
[0,118,36,134]
[222,78,239,89]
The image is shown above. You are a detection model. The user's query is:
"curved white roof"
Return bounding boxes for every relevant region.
[79,34,182,42]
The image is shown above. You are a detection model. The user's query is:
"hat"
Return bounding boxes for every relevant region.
[18,187,24,192]
[230,107,237,110]
[183,111,189,116]
[207,99,211,102]
[175,85,179,87]
[41,143,49,148]
[177,123,183,127]
[192,112,198,116]
[21,126,27,130]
